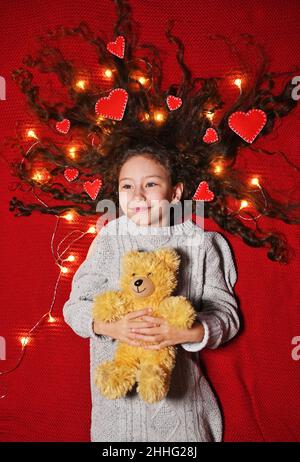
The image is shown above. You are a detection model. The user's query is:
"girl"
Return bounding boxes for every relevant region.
[8,0,299,442]
[62,143,240,442]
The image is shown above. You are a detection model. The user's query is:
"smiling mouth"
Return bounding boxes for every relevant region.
[134,287,146,293]
[134,207,150,212]
[130,206,151,212]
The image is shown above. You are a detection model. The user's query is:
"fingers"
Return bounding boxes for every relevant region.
[129,332,162,342]
[126,309,151,320]
[139,315,164,324]
[130,321,157,329]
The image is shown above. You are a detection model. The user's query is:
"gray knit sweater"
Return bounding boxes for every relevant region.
[63,214,240,442]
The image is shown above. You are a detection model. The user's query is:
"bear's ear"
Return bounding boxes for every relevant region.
[154,248,180,272]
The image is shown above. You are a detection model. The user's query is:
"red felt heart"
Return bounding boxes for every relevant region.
[203,128,218,144]
[83,179,102,200]
[192,181,214,202]
[166,95,182,111]
[95,88,128,121]
[107,35,125,59]
[56,119,70,134]
[228,109,267,143]
[64,168,79,182]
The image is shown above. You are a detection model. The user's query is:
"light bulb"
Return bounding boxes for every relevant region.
[76,80,86,90]
[104,68,113,78]
[153,110,166,123]
[67,255,75,262]
[138,76,146,85]
[60,266,68,274]
[240,200,249,209]
[68,146,77,159]
[250,177,260,186]
[87,226,96,234]
[205,111,214,121]
[63,212,74,222]
[20,337,29,347]
[26,129,38,140]
[48,315,55,323]
[214,164,223,174]
[234,78,242,89]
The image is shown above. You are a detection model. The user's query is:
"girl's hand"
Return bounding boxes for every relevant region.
[129,314,205,350]
[93,308,158,347]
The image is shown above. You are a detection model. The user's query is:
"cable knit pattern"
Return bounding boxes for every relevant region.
[63,214,240,442]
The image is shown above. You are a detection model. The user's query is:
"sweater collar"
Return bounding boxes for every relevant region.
[118,213,196,236]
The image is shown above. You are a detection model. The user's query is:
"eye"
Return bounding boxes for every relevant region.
[132,273,136,276]
[121,184,132,189]
[146,182,157,187]
[147,272,152,276]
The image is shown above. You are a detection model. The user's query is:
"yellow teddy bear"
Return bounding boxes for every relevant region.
[92,247,196,403]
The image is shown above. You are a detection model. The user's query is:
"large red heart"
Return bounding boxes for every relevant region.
[203,128,218,144]
[64,168,79,182]
[95,88,128,121]
[228,109,267,143]
[56,119,70,134]
[192,181,214,202]
[83,179,102,200]
[107,35,125,59]
[166,95,182,111]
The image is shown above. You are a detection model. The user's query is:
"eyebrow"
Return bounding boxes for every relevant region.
[119,175,164,181]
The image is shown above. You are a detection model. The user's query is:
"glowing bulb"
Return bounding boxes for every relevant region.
[138,76,146,85]
[67,255,75,262]
[27,129,38,140]
[139,112,150,122]
[60,266,68,274]
[87,226,96,234]
[68,146,77,159]
[104,68,113,78]
[153,111,166,123]
[21,337,29,347]
[234,78,242,92]
[240,200,249,209]
[63,212,74,222]
[76,80,86,90]
[48,314,55,323]
[250,177,260,186]
[214,164,223,174]
[205,111,214,121]
[31,168,51,184]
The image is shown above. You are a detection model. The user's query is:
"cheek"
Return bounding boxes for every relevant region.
[119,190,131,206]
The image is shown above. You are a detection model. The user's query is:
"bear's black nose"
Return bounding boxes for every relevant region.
[134,279,143,287]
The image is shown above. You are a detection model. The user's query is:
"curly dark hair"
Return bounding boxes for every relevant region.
[2,0,300,263]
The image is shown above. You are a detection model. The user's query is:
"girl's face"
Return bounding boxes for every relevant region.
[118,154,183,226]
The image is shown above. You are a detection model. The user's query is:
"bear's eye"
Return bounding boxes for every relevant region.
[132,273,136,277]
[147,272,152,276]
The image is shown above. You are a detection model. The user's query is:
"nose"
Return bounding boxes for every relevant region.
[134,279,143,287]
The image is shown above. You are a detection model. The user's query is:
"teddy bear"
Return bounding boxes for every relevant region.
[92,247,197,404]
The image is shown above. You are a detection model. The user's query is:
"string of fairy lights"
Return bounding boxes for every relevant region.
[0,70,268,399]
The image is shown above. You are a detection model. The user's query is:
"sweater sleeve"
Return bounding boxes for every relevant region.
[62,226,114,341]
[181,231,240,352]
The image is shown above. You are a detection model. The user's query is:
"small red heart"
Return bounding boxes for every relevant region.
[95,88,128,121]
[64,168,79,182]
[56,119,70,134]
[83,179,102,200]
[203,128,219,144]
[228,109,267,143]
[166,95,182,111]
[192,181,214,202]
[107,35,125,59]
